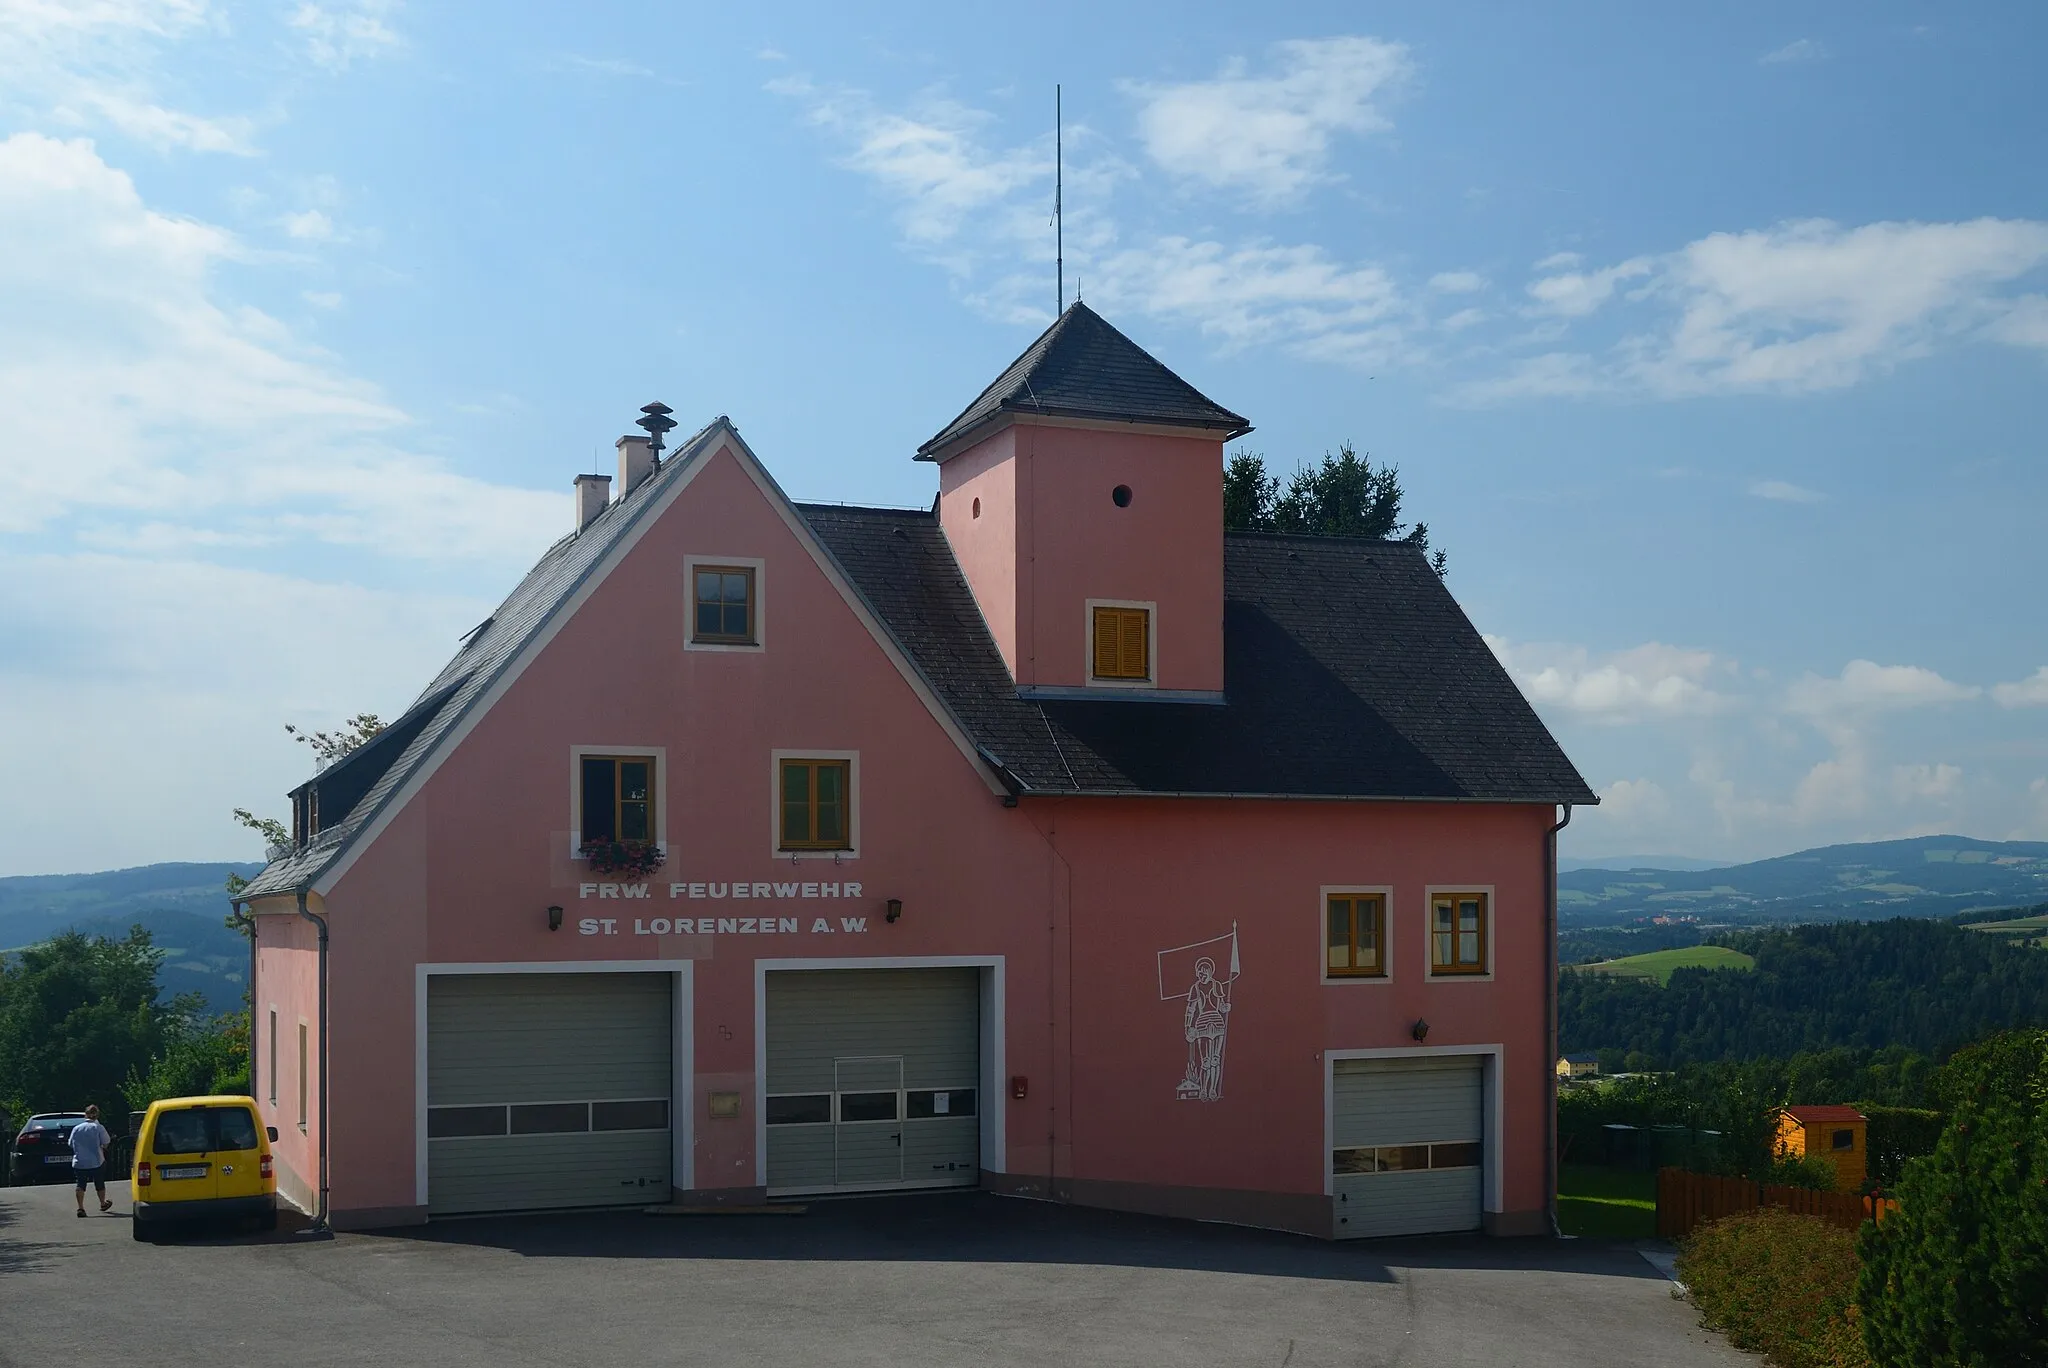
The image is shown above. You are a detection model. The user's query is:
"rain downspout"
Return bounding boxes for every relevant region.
[296,886,331,1232]
[1545,803,1572,1237]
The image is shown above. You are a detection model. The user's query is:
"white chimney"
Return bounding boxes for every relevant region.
[574,472,611,532]
[617,436,654,496]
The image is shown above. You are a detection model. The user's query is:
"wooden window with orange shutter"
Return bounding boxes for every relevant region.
[1091,606,1150,681]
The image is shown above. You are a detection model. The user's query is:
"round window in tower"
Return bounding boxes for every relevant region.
[1112,484,1132,508]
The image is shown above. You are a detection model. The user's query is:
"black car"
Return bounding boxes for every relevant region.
[8,1113,90,1185]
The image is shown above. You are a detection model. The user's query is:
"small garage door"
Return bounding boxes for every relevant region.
[1331,1055,1484,1239]
[764,968,980,1195]
[427,973,672,1216]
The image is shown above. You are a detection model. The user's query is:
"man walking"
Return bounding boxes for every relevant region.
[70,1104,113,1217]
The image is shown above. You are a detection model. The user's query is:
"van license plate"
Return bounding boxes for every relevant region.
[160,1166,207,1180]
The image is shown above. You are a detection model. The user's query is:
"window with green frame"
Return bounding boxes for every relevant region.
[779,758,851,850]
[1325,893,1386,977]
[1430,892,1488,975]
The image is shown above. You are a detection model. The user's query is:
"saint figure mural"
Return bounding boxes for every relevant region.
[1157,923,1241,1102]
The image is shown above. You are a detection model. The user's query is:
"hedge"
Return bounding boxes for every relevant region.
[1676,1208,1870,1368]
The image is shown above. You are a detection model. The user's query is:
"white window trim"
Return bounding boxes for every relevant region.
[1423,884,1497,983]
[569,745,670,860]
[1083,598,1158,690]
[769,749,861,862]
[1320,885,1395,986]
[683,555,766,653]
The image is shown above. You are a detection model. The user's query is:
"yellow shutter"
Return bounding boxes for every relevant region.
[1120,609,1148,679]
[1093,607,1121,677]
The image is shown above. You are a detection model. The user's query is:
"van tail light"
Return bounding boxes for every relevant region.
[137,1161,152,1187]
[260,1154,273,1180]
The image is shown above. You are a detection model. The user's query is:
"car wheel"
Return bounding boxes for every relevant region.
[131,1221,149,1243]
[261,1208,279,1232]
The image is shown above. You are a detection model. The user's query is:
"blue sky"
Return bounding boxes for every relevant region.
[2,1,2045,875]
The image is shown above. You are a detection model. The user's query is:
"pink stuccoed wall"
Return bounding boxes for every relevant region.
[939,419,1225,693]
[280,434,1557,1232]
[251,903,321,1216]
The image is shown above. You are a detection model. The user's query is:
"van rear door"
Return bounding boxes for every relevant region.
[212,1106,266,1200]
[146,1107,219,1203]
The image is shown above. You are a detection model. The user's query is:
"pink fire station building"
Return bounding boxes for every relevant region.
[238,304,1594,1238]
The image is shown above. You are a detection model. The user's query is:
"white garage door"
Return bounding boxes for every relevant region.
[426,973,672,1216]
[764,968,980,1196]
[1331,1055,1484,1239]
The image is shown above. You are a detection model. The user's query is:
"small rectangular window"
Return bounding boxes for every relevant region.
[268,1010,278,1105]
[838,1092,899,1123]
[906,1089,976,1119]
[692,565,756,644]
[1326,894,1386,977]
[765,1095,832,1126]
[297,1023,309,1127]
[592,1099,669,1132]
[428,1106,508,1139]
[510,1103,590,1135]
[1832,1128,1855,1151]
[1430,893,1489,975]
[1091,605,1150,680]
[581,754,657,847]
[1331,1146,1380,1174]
[779,759,852,851]
[1429,1141,1481,1170]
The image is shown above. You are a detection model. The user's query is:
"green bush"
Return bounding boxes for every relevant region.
[1858,1029,2048,1366]
[1764,1152,1841,1192]
[1858,1105,1944,1188]
[1677,1208,1871,1368]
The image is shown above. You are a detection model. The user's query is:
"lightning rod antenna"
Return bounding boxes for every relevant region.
[1055,84,1063,316]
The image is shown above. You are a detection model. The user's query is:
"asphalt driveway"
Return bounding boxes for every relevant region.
[0,1181,1746,1367]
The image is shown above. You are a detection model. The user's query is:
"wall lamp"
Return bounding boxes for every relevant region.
[547,905,564,932]
[1411,1018,1430,1043]
[885,898,903,924]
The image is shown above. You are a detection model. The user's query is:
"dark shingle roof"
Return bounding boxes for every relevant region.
[917,303,1251,458]
[799,504,1596,804]
[237,419,730,902]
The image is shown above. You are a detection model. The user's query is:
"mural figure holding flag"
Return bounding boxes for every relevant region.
[1157,923,1240,1102]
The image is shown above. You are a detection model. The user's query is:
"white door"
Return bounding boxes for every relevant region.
[426,973,672,1216]
[764,968,980,1195]
[1331,1055,1484,1239]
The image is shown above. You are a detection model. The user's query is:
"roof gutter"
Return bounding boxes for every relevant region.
[1545,803,1573,1239]
[1018,788,1598,805]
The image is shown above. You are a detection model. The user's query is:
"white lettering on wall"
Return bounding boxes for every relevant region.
[574,913,842,937]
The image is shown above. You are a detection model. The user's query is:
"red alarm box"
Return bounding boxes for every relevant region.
[1009,1075,1028,1100]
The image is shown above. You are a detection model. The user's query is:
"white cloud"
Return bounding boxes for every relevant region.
[1094,236,1407,366]
[62,88,254,154]
[1748,479,1824,503]
[282,208,335,240]
[1525,257,1653,317]
[302,289,344,308]
[1784,660,1981,716]
[1462,218,2048,401]
[1439,307,1485,332]
[1760,38,1827,65]
[1993,666,2048,708]
[1890,762,1963,800]
[1122,37,1411,207]
[555,54,652,79]
[288,0,400,71]
[1598,778,1671,827]
[1488,637,1735,724]
[1429,270,1485,294]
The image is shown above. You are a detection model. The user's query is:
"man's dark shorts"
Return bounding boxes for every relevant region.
[73,1164,107,1191]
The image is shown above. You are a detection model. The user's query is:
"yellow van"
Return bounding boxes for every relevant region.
[131,1095,279,1242]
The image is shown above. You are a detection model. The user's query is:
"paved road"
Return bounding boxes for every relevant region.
[0,1181,1748,1367]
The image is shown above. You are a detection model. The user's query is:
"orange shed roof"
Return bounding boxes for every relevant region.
[1783,1105,1865,1125]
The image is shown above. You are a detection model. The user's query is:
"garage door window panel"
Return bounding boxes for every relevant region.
[765,1095,832,1126]
[839,1091,899,1123]
[907,1089,974,1119]
[592,1100,668,1132]
[429,1105,509,1138]
[510,1103,590,1135]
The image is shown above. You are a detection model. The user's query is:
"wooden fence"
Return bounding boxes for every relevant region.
[1656,1167,1898,1241]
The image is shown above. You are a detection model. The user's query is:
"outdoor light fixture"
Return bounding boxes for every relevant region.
[1411,1018,1430,1042]
[885,898,903,923]
[547,905,564,932]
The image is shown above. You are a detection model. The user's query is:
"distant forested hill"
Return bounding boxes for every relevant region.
[1559,835,2048,928]
[0,863,260,1015]
[1558,917,2048,1064]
